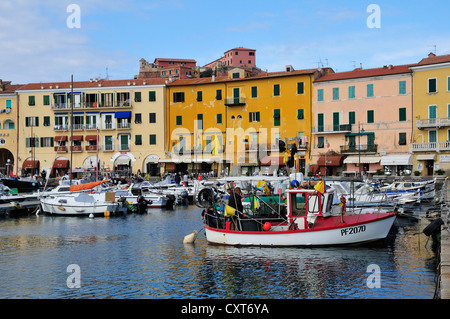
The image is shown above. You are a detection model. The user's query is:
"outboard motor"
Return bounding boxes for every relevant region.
[165,194,176,210]
[137,195,150,214]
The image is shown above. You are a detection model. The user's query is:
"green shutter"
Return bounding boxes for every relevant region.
[274,109,280,126]
[367,110,374,123]
[176,116,182,125]
[399,81,406,94]
[256,112,260,122]
[318,113,324,132]
[273,84,280,96]
[134,92,141,102]
[399,133,407,145]
[197,114,203,129]
[197,91,202,101]
[135,135,142,145]
[216,90,222,100]
[367,84,374,97]
[249,112,253,122]
[297,109,304,120]
[333,112,340,131]
[399,108,406,121]
[43,95,50,105]
[317,89,324,101]
[28,96,35,106]
[348,86,355,99]
[428,78,437,93]
[50,137,54,147]
[318,136,324,148]
[217,113,222,124]
[297,82,304,94]
[332,88,339,100]
[149,91,156,101]
[349,112,355,125]
[25,117,29,127]
[149,134,156,145]
[251,86,257,98]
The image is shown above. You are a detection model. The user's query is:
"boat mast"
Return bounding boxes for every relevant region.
[70,75,74,186]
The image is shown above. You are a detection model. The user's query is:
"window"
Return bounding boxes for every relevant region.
[317,136,324,148]
[149,134,156,145]
[297,109,304,120]
[116,92,130,106]
[273,109,280,126]
[428,78,437,93]
[135,135,142,145]
[332,88,339,100]
[40,137,54,147]
[429,130,437,143]
[216,90,222,100]
[85,114,98,129]
[367,110,374,123]
[173,92,185,103]
[149,113,156,123]
[216,114,222,124]
[399,108,407,121]
[43,116,50,126]
[333,112,340,131]
[134,92,142,102]
[367,84,374,97]
[26,137,39,148]
[297,82,304,94]
[398,133,407,145]
[273,84,280,96]
[348,86,355,99]
[135,113,142,124]
[399,81,406,95]
[429,105,437,123]
[348,111,355,125]
[28,96,35,106]
[249,112,260,122]
[100,93,114,107]
[197,114,203,130]
[197,91,203,101]
[176,116,182,125]
[232,72,240,79]
[317,113,324,132]
[317,89,324,102]
[448,76,450,91]
[251,86,257,98]
[43,95,50,106]
[149,91,156,102]
[25,117,39,127]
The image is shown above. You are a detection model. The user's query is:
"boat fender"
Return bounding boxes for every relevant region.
[423,218,444,237]
[340,195,346,212]
[263,222,271,231]
[57,206,66,211]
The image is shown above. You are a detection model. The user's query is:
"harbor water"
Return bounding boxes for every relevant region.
[0,204,438,299]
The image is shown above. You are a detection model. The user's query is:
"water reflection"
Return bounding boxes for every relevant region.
[0,206,438,299]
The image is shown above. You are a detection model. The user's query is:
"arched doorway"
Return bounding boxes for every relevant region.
[51,156,70,177]
[0,148,14,177]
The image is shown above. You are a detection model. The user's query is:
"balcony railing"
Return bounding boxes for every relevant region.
[312,124,352,134]
[340,144,378,154]
[119,144,130,151]
[410,141,450,152]
[117,122,131,129]
[50,101,132,110]
[54,146,67,152]
[85,124,99,130]
[71,145,82,152]
[417,117,450,129]
[103,144,114,151]
[224,97,246,106]
[85,145,98,151]
[53,125,70,131]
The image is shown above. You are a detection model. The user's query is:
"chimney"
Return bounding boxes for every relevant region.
[428,52,436,58]
[388,65,393,69]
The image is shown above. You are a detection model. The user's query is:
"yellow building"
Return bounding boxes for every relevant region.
[0,80,23,176]
[410,53,450,176]
[16,78,166,178]
[166,67,332,176]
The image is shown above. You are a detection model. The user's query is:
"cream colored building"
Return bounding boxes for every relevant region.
[16,78,166,178]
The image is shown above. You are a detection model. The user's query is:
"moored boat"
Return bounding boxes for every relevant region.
[201,185,397,247]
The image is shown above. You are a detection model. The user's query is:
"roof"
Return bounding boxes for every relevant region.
[17,78,167,91]
[154,58,197,63]
[413,53,450,67]
[314,64,413,82]
[167,68,321,87]
[224,47,255,52]
[0,82,25,94]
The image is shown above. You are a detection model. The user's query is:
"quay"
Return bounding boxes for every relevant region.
[440,180,450,299]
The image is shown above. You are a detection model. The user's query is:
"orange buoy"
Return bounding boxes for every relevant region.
[263,222,271,231]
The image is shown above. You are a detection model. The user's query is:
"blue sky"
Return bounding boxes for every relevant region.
[1,0,449,84]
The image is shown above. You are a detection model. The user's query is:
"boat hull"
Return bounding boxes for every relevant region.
[40,193,118,216]
[204,214,396,247]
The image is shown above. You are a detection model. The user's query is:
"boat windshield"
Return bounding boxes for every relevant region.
[290,193,323,217]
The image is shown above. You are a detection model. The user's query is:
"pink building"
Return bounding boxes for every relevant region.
[311,64,414,177]
[153,58,197,68]
[204,47,256,69]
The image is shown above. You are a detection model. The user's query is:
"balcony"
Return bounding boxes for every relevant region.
[417,118,450,129]
[71,145,82,152]
[340,144,378,154]
[117,122,131,129]
[224,97,246,106]
[54,146,68,152]
[410,141,450,152]
[50,101,132,110]
[119,144,130,151]
[53,125,70,131]
[312,124,352,134]
[103,144,114,151]
[85,124,99,130]
[85,145,98,152]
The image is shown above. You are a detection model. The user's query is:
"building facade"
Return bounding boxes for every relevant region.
[312,65,414,177]
[410,53,450,176]
[16,78,166,178]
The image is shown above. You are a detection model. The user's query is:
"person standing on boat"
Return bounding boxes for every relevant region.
[228,187,244,215]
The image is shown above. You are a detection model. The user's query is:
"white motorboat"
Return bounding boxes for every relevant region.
[378,178,436,201]
[39,191,118,216]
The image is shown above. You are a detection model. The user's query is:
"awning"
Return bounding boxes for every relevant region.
[85,135,98,141]
[52,159,69,168]
[22,160,39,169]
[416,154,436,161]
[260,156,285,166]
[317,155,343,166]
[344,156,381,164]
[115,155,131,165]
[54,136,68,142]
[380,155,412,166]
[115,111,131,119]
[71,135,83,141]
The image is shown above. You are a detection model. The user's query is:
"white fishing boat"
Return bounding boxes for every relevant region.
[40,191,118,216]
[378,178,436,201]
[200,185,396,247]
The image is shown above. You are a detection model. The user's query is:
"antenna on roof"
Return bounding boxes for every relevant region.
[105,66,109,80]
[429,45,437,55]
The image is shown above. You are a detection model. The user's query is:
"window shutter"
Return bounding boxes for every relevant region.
[149,91,156,101]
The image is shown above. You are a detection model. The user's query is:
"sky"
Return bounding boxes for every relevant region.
[0,0,449,84]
